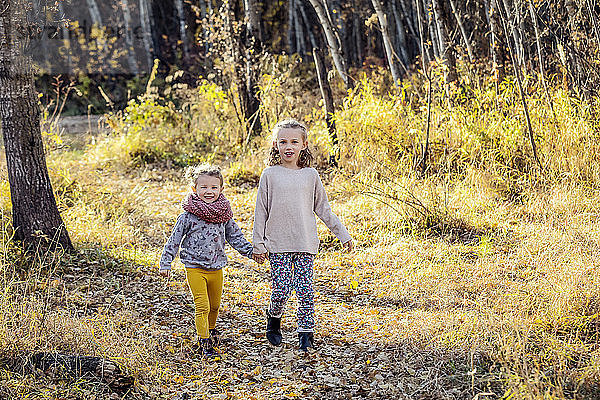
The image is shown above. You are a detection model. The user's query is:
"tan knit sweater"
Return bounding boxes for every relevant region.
[252,166,352,254]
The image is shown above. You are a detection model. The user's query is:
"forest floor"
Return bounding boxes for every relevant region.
[2,128,600,399]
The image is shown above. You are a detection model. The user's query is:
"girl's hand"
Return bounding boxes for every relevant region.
[343,239,354,253]
[253,253,267,264]
[159,269,170,278]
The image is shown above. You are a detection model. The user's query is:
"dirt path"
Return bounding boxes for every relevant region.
[49,248,495,399]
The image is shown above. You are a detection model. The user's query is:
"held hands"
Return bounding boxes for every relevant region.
[159,268,170,278]
[252,252,267,264]
[343,239,355,253]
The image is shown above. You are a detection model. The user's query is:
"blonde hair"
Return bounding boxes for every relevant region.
[185,164,224,187]
[268,119,314,168]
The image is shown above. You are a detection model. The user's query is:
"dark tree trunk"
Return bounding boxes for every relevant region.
[0,0,73,250]
[485,0,506,81]
[242,0,263,140]
[313,47,338,167]
[431,0,458,82]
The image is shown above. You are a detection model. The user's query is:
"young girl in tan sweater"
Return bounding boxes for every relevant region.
[252,119,354,351]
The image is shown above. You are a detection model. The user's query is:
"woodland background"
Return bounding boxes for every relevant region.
[2,0,600,399]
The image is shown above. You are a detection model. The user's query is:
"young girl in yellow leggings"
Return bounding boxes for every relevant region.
[159,165,254,357]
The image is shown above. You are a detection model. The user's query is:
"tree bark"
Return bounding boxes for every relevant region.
[242,0,263,140]
[288,0,297,53]
[501,0,524,68]
[175,0,191,64]
[313,47,338,167]
[294,1,307,55]
[448,0,474,62]
[431,0,458,82]
[0,0,73,250]
[139,0,154,71]
[57,1,72,73]
[86,0,103,27]
[306,0,352,89]
[298,0,318,49]
[416,0,432,174]
[391,0,410,67]
[485,0,505,81]
[120,0,139,75]
[371,0,401,85]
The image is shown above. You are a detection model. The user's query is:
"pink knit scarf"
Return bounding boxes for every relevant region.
[182,193,233,224]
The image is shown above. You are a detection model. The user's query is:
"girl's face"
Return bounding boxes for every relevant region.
[275,128,307,169]
[193,175,222,203]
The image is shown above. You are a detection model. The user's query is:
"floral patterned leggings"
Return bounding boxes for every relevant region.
[267,252,315,333]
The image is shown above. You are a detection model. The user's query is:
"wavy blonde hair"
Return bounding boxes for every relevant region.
[185,164,224,187]
[268,119,314,168]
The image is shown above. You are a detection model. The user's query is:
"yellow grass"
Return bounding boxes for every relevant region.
[1,72,600,398]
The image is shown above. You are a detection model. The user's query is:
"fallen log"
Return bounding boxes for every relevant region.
[2,352,134,391]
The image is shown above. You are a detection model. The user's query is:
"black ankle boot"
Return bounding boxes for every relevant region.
[298,332,314,351]
[209,328,220,347]
[200,338,218,358]
[266,316,282,346]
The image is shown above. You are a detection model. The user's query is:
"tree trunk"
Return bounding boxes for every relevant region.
[427,0,441,60]
[298,0,318,49]
[313,47,338,167]
[415,0,432,174]
[243,0,262,139]
[120,0,139,75]
[288,0,297,53]
[448,0,474,62]
[0,0,73,250]
[306,0,352,89]
[391,0,410,68]
[351,0,363,67]
[175,0,190,63]
[501,0,524,68]
[294,1,307,55]
[139,0,154,71]
[485,0,505,81]
[86,0,103,27]
[431,0,458,82]
[371,0,401,85]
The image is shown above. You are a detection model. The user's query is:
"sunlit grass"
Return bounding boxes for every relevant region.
[2,71,600,397]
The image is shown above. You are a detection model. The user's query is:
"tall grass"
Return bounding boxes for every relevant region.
[2,62,600,398]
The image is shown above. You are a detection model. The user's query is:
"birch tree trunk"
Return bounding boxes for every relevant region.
[391,0,409,67]
[0,0,73,250]
[120,0,139,75]
[448,0,474,62]
[86,0,103,27]
[313,47,338,166]
[485,0,505,81]
[175,0,190,63]
[501,0,524,67]
[288,0,297,53]
[431,0,458,82]
[306,0,352,89]
[139,0,154,71]
[371,0,401,85]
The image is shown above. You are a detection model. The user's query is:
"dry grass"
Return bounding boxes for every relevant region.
[2,73,600,398]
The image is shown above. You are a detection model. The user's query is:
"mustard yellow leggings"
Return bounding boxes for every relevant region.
[185,267,223,339]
